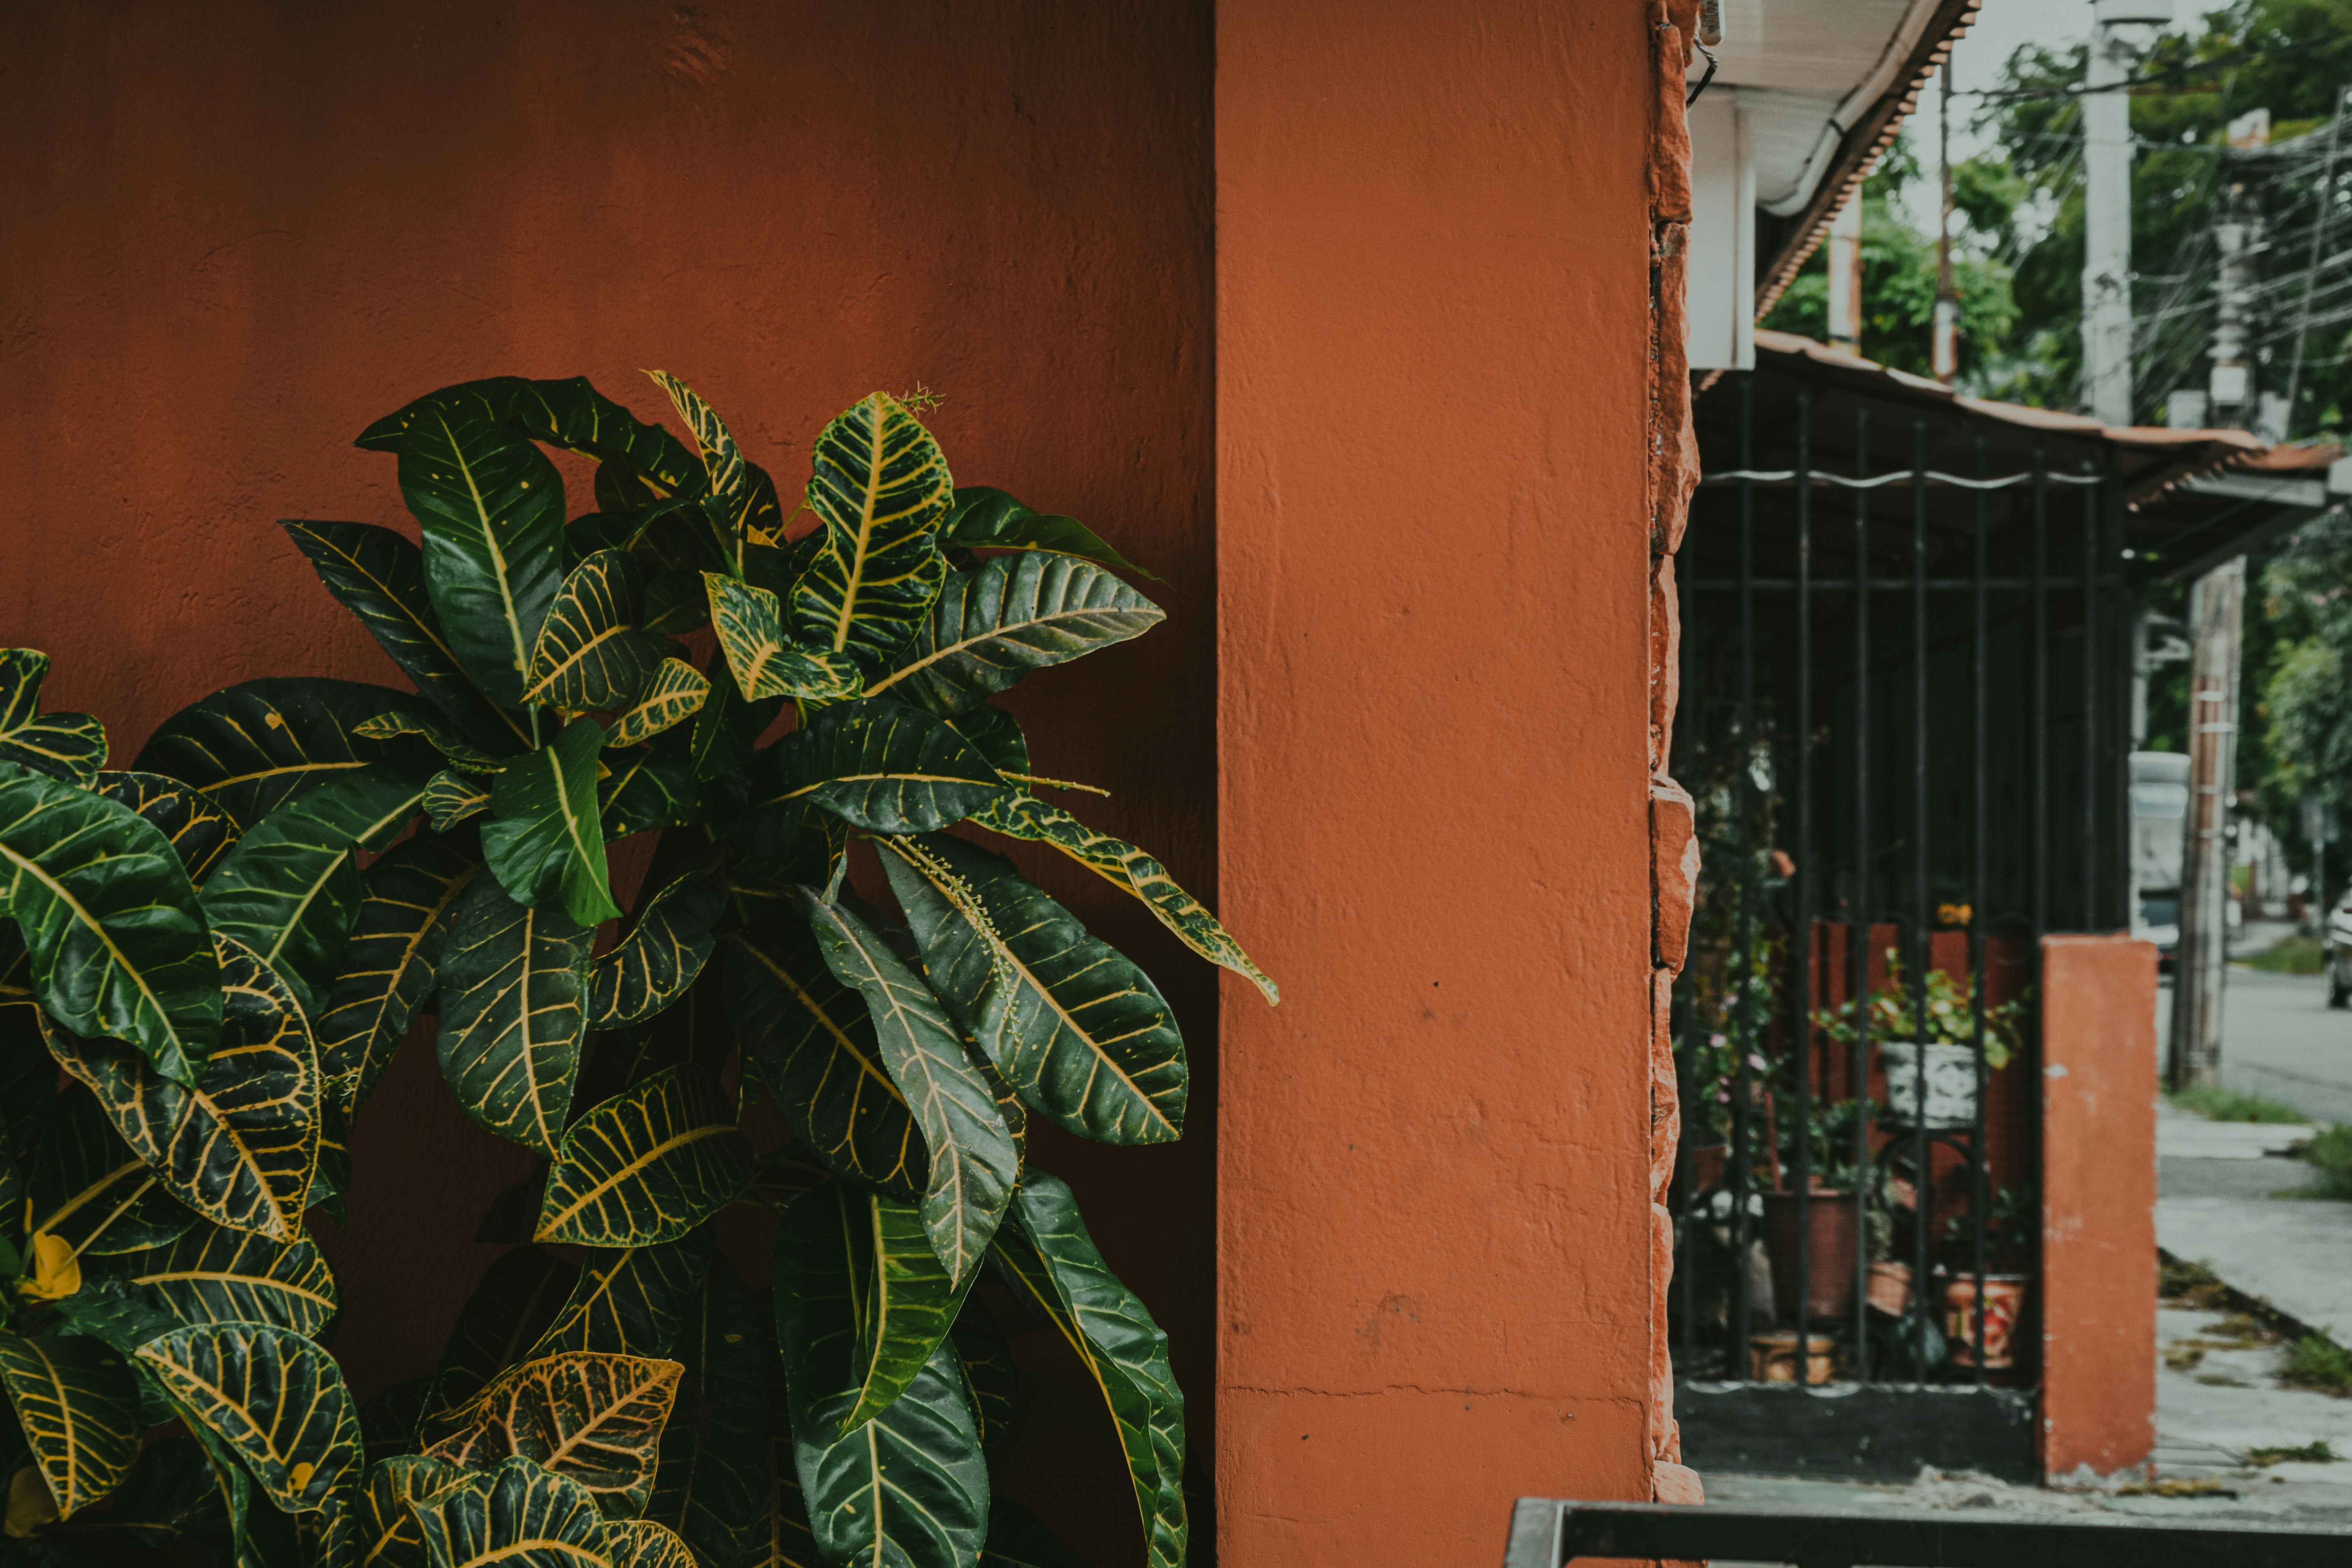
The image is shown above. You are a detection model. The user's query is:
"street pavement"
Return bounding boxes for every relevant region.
[2158,963,2352,1125]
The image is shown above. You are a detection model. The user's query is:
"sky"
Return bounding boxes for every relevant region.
[1894,0,2101,228]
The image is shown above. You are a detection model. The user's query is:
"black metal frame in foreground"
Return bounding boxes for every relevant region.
[1501,1500,2352,1568]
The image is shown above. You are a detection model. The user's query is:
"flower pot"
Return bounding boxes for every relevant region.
[1866,1260,1913,1316]
[1878,1041,1981,1129]
[1942,1274,2030,1368]
[1761,1190,1859,1322]
[1687,1143,1728,1193]
[1748,1330,1837,1385]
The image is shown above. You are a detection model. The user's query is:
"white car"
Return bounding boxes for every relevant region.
[2329,895,2352,1009]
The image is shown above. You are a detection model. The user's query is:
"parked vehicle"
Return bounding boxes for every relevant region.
[2328,893,2352,1008]
[2130,751,2192,962]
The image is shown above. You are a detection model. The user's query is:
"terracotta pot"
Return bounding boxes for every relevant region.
[1943,1274,2030,1368]
[1866,1260,1913,1316]
[1748,1330,1837,1385]
[1761,1189,1859,1322]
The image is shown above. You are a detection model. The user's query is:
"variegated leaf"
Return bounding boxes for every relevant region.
[137,1320,362,1513]
[198,764,433,1018]
[796,892,1015,1287]
[646,1258,769,1568]
[91,770,239,885]
[976,791,1279,1004]
[281,519,528,752]
[723,926,924,1202]
[760,700,1002,835]
[41,936,320,1242]
[705,576,864,705]
[606,660,711,748]
[483,718,623,928]
[426,1247,578,1426]
[528,1230,714,1361]
[867,554,1163,717]
[879,834,1185,1145]
[949,1298,1018,1454]
[314,838,480,1105]
[435,874,593,1157]
[992,1172,1185,1568]
[523,550,663,714]
[588,867,725,1030]
[425,771,492,831]
[939,487,1160,581]
[28,1084,196,1259]
[785,394,954,673]
[0,762,220,1082]
[776,1183,970,1441]
[134,678,432,831]
[608,1519,698,1568]
[534,1065,754,1247]
[354,709,506,775]
[355,1454,464,1568]
[425,1352,681,1514]
[360,377,704,502]
[0,1330,141,1517]
[0,649,107,788]
[788,1336,985,1568]
[122,1222,339,1335]
[600,748,700,838]
[406,1454,610,1568]
[646,372,747,506]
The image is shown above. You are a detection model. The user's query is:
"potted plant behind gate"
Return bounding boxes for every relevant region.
[1941,1183,2036,1370]
[1811,949,2026,1130]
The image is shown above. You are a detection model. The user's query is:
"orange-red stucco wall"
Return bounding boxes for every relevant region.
[1215,3,1697,1562]
[2040,934,2159,1480]
[2,6,1214,1561]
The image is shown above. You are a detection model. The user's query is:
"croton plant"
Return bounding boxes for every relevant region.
[0,374,1272,1568]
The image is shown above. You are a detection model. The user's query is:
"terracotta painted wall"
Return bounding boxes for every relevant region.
[1215,3,1701,1562]
[2,5,1212,1561]
[2039,934,2159,1481]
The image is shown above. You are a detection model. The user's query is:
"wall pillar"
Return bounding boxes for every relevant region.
[1215,2,1697,1562]
[2040,933,2159,1481]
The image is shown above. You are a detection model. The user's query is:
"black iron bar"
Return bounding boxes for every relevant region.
[1971,437,1990,1382]
[1732,372,1758,1369]
[1792,387,1816,1384]
[2033,454,2050,948]
[1911,421,1932,1383]
[2082,480,2099,926]
[1852,407,1874,1387]
[1697,468,2108,490]
[1687,576,2123,593]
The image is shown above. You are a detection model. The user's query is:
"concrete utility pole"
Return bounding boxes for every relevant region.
[1934,60,1958,384]
[1827,195,1863,354]
[2169,559,2244,1092]
[2211,108,2272,430]
[2082,0,2171,425]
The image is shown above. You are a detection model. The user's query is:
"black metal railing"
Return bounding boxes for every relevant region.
[1668,375,2133,1474]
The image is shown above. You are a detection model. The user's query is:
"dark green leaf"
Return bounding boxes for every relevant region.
[723,925,924,1202]
[796,893,1015,1287]
[706,577,863,705]
[978,1499,1093,1568]
[405,1454,611,1568]
[527,1230,714,1360]
[775,1184,970,1441]
[641,573,713,637]
[41,937,321,1242]
[425,772,493,832]
[0,1330,142,1516]
[0,763,219,1081]
[760,1365,822,1568]
[352,1453,463,1568]
[790,1335,984,1568]
[599,750,701,839]
[28,1086,197,1259]
[522,551,662,714]
[198,766,432,1018]
[760,701,1002,835]
[427,1248,578,1425]
[534,1065,753,1247]
[606,1521,696,1568]
[397,411,567,710]
[0,649,107,788]
[435,874,593,1157]
[976,793,1279,1005]
[424,1352,679,1514]
[689,680,781,787]
[118,1223,338,1335]
[940,488,1160,582]
[314,838,481,1106]
[588,867,724,1030]
[785,394,954,674]
[360,377,704,504]
[949,1299,1018,1455]
[606,661,710,748]
[991,1172,1184,1568]
[135,1321,362,1513]
[939,707,1028,781]
[354,709,506,776]
[279,521,528,752]
[134,679,432,831]
[483,719,621,928]
[880,835,1185,1145]
[90,772,238,886]
[646,1258,770,1568]
[868,555,1163,718]
[361,1379,436,1467]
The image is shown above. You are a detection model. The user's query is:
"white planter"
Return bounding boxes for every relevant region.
[1877,1041,1980,1129]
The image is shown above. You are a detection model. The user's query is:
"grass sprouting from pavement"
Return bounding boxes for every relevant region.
[2161,1256,2230,1308]
[2283,1335,2352,1395]
[2247,1440,2342,1465]
[2297,1124,2352,1200]
[2242,933,2328,974]
[2167,1084,2309,1123]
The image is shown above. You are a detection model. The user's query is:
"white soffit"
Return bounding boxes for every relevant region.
[1691,0,1947,214]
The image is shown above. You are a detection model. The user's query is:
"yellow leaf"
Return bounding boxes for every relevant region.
[4,1465,56,1538]
[15,1234,80,1303]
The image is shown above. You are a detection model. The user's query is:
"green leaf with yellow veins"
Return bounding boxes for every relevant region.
[483,718,623,928]
[0,649,107,787]
[434,872,592,1157]
[91,771,238,885]
[534,1065,753,1248]
[606,658,711,747]
[705,575,864,704]
[0,1329,143,1517]
[786,393,954,674]
[523,550,664,714]
[137,1320,362,1514]
[588,865,726,1029]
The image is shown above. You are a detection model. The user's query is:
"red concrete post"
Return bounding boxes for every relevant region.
[2039,933,2159,1482]
[1215,1,1693,1562]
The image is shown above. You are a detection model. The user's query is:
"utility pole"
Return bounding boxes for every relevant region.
[2169,559,2243,1092]
[1827,195,1863,355]
[1934,60,1958,384]
[2209,110,2271,430]
[2082,0,2170,424]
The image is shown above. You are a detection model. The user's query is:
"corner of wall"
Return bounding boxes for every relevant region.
[1646,0,1705,1514]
